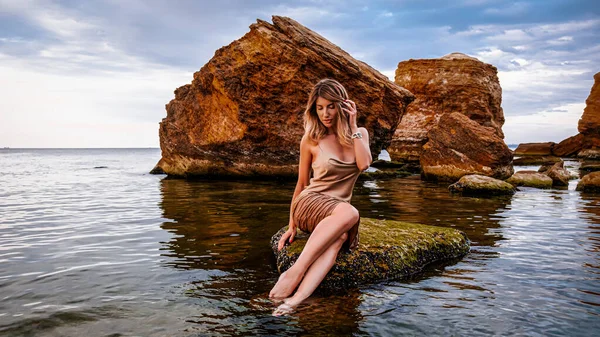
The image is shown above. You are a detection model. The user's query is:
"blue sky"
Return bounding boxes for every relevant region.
[1,0,599,147]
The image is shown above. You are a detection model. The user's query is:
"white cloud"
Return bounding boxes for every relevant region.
[0,56,190,148]
[503,103,585,143]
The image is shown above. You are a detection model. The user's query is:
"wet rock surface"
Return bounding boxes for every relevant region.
[389,53,505,162]
[420,112,513,182]
[448,174,516,196]
[507,170,553,189]
[576,171,600,192]
[545,161,570,186]
[270,218,470,289]
[154,16,413,177]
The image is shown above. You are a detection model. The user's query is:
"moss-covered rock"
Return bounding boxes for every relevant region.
[513,156,562,166]
[270,218,470,289]
[448,174,516,196]
[359,169,413,180]
[506,170,554,189]
[576,171,600,193]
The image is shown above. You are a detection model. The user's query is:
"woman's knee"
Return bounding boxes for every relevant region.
[338,232,348,243]
[335,203,360,224]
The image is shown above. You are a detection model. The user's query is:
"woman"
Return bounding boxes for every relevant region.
[269,78,372,315]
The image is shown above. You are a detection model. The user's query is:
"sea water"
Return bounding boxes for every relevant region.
[0,148,598,336]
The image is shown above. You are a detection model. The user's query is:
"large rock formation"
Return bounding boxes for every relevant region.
[420,112,514,182]
[271,218,470,289]
[555,72,600,158]
[153,16,414,177]
[388,52,505,162]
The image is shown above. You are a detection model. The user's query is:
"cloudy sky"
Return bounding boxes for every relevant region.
[1,0,599,147]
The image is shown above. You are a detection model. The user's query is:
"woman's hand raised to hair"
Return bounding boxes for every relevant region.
[342,99,358,131]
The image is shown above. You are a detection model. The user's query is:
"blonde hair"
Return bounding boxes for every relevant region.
[303,79,353,147]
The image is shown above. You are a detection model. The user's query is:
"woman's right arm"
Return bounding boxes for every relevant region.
[277,134,312,251]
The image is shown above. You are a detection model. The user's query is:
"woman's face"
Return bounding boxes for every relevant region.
[315,96,338,129]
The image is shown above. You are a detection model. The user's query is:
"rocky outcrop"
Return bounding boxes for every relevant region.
[271,218,470,289]
[514,142,555,156]
[576,171,600,192]
[555,72,600,158]
[448,174,516,196]
[545,161,570,186]
[506,171,553,189]
[388,52,505,162]
[579,72,600,150]
[420,113,514,182]
[153,16,414,177]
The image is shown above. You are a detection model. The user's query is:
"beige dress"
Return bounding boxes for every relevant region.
[290,143,361,250]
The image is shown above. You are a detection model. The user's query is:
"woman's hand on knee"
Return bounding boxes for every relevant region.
[278,225,297,251]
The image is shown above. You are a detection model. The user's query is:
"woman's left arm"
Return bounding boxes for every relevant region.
[343,100,372,171]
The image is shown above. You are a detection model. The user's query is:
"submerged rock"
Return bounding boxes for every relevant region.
[506,171,553,189]
[389,52,505,162]
[153,16,414,178]
[420,112,513,182]
[270,218,470,289]
[514,142,555,156]
[448,174,516,196]
[576,171,600,193]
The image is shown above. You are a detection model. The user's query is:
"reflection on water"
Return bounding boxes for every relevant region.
[0,149,599,336]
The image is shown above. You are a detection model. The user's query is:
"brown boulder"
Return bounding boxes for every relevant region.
[545,161,570,187]
[552,134,584,157]
[420,112,514,182]
[388,52,505,162]
[576,171,600,193]
[153,16,414,177]
[514,142,555,156]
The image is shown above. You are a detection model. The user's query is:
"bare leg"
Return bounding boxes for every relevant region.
[273,232,347,316]
[269,203,359,299]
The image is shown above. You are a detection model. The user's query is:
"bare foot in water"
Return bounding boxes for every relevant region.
[269,269,303,299]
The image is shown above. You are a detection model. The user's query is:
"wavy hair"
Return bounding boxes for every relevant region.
[303,79,353,147]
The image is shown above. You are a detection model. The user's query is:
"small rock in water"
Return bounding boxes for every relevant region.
[448,174,516,196]
[576,171,600,193]
[506,171,553,189]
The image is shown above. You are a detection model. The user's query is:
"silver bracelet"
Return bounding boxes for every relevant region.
[351,132,363,139]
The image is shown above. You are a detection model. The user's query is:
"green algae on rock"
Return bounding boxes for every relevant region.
[506,170,553,189]
[448,174,516,196]
[270,218,470,289]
